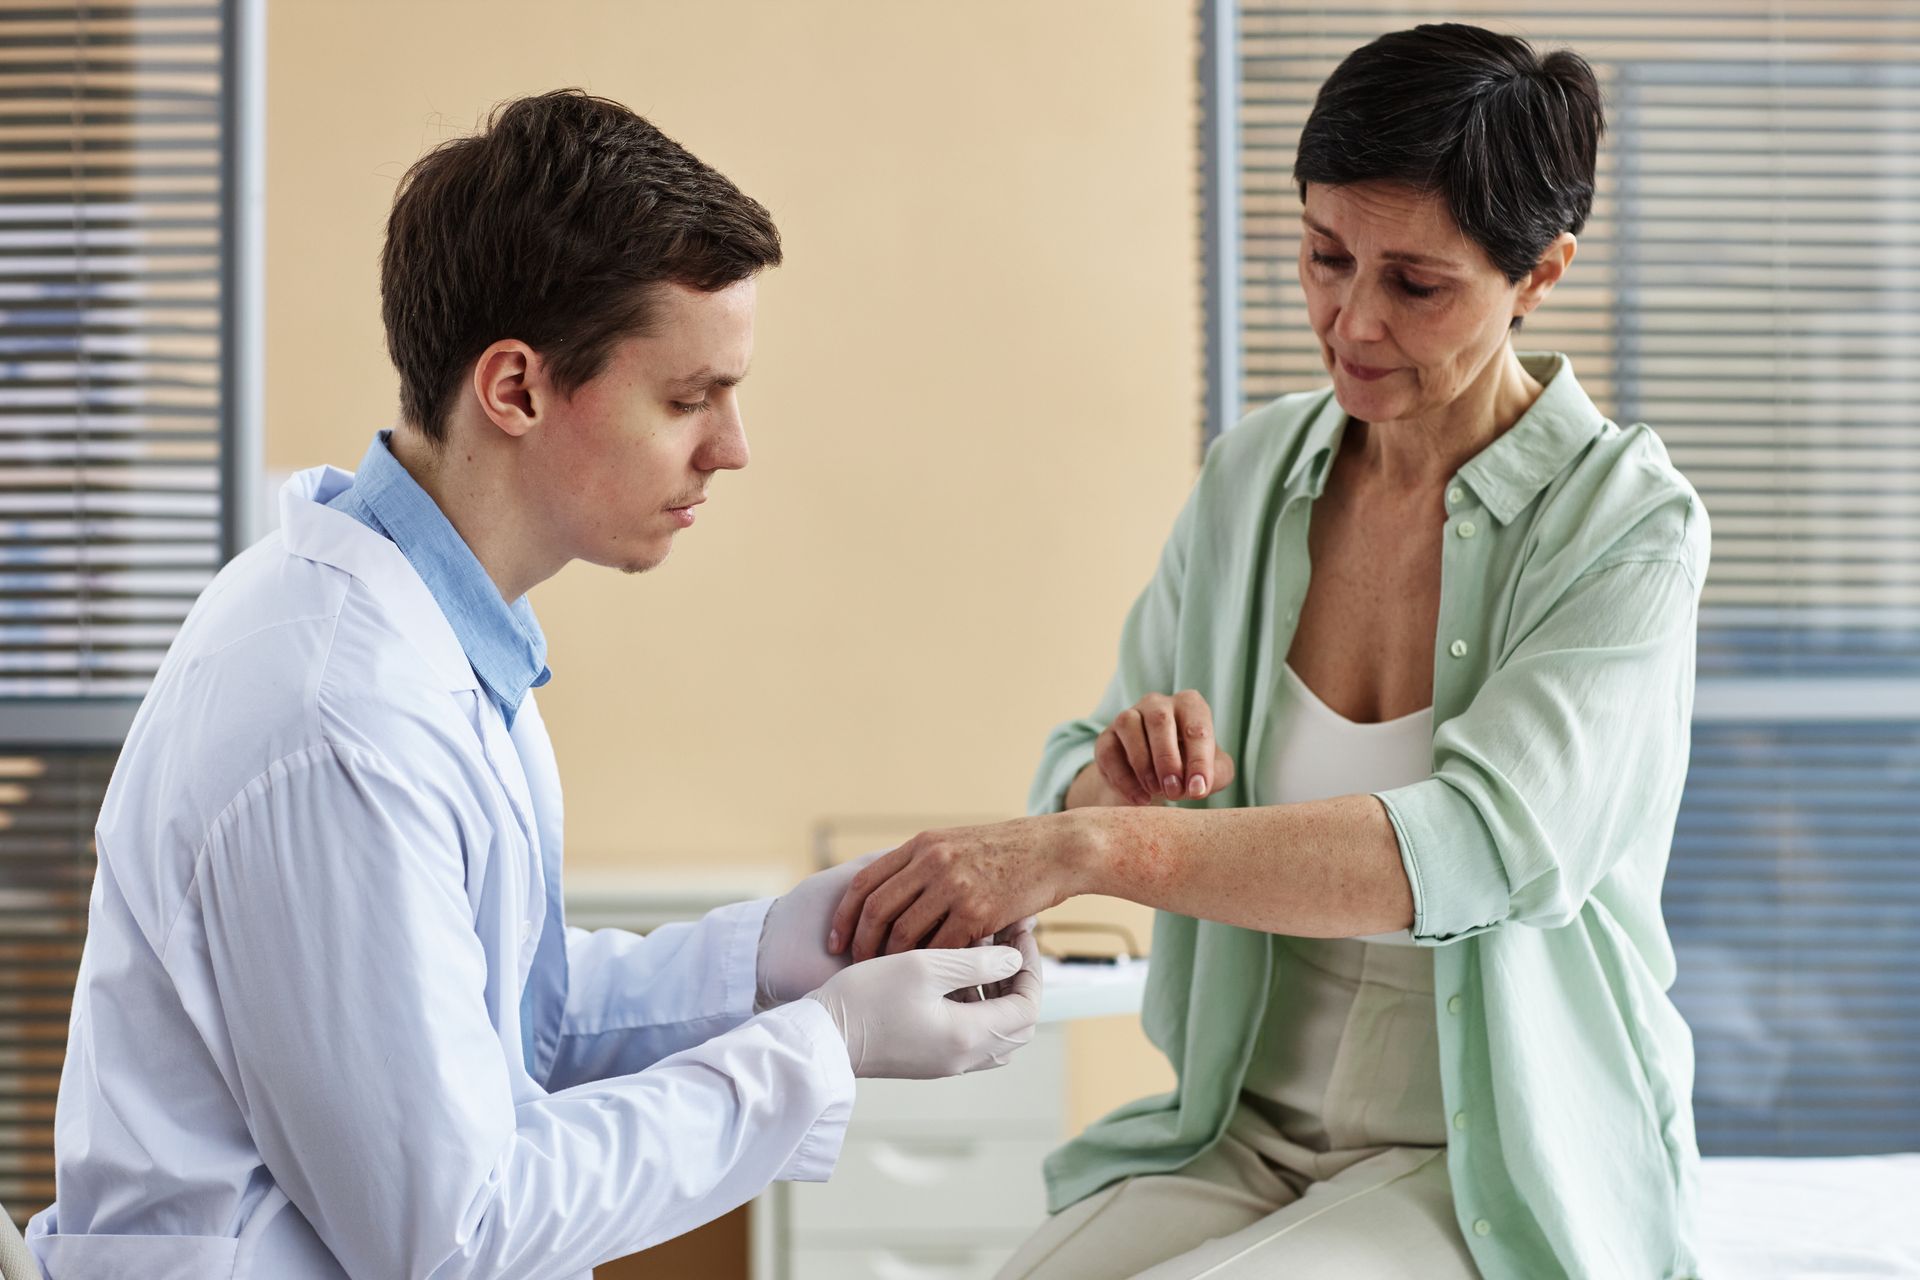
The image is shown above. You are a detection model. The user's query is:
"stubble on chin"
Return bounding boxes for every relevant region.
[616,544,671,576]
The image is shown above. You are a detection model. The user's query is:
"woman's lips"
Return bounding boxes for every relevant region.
[1338,356,1397,382]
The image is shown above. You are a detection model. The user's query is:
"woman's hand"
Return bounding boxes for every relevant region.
[1088,689,1236,806]
[825,813,1097,962]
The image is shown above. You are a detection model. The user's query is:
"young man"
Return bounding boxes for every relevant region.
[27,90,1040,1280]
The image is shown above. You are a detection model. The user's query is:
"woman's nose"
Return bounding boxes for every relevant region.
[1333,278,1389,345]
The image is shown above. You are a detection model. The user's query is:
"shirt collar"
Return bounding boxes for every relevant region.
[329,431,551,725]
[1281,388,1350,498]
[1280,352,1605,523]
[1454,352,1607,525]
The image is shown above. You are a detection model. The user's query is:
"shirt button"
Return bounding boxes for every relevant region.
[1453,1110,1469,1131]
[520,919,533,942]
[1449,639,1469,659]
[1447,994,1463,1015]
[1473,1219,1492,1237]
[1447,486,1464,506]
[1457,520,1477,539]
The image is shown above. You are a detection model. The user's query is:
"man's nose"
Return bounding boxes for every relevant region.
[700,404,750,473]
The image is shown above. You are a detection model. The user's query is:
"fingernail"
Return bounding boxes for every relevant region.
[1188,775,1206,798]
[827,929,841,952]
[1163,774,1180,797]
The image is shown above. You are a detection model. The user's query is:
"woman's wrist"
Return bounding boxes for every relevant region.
[1058,806,1118,898]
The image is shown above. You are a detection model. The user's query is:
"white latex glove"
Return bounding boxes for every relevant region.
[756,854,881,1010]
[805,921,1041,1079]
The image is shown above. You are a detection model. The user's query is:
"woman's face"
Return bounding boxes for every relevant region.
[1297,181,1554,424]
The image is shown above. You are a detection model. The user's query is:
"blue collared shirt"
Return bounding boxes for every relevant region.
[327,430,551,727]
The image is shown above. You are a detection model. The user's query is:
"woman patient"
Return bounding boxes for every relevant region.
[829,22,1709,1280]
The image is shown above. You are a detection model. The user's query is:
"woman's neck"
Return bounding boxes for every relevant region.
[1348,345,1544,491]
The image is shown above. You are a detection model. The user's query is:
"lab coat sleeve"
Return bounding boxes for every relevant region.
[1027,474,1201,817]
[1374,543,1707,943]
[544,898,772,1089]
[184,741,854,1280]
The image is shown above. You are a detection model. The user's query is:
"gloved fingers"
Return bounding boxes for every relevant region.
[988,926,1042,1015]
[814,849,884,895]
[916,943,1023,995]
[949,979,1040,1073]
[951,935,993,1003]
[978,918,1038,999]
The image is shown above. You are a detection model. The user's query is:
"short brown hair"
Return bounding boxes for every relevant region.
[380,88,782,441]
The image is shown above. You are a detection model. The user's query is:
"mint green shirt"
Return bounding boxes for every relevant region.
[1030,354,1709,1280]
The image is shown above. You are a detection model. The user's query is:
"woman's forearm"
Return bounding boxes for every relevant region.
[1066,794,1417,939]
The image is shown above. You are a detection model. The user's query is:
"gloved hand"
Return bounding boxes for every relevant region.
[757,854,881,1010]
[805,920,1041,1079]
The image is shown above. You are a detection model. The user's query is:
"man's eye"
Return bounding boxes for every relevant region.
[1308,250,1350,270]
[672,400,711,415]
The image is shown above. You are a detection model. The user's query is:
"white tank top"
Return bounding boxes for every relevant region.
[1256,663,1433,944]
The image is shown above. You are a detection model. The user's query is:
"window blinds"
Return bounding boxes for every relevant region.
[0,0,254,1226]
[0,1,234,711]
[0,749,106,1219]
[1215,1,1920,1156]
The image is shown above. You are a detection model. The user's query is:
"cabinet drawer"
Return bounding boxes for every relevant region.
[849,1026,1065,1134]
[791,1243,1015,1280]
[790,1135,1055,1240]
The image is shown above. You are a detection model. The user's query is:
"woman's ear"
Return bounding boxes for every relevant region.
[1514,232,1578,325]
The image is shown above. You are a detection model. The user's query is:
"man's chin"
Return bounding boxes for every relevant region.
[588,537,671,577]
[618,548,670,576]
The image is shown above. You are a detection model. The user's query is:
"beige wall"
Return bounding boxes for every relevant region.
[266,0,1187,1141]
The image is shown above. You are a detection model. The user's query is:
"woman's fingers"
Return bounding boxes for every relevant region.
[1140,694,1186,799]
[882,887,949,957]
[1210,748,1237,795]
[1173,689,1216,798]
[828,843,913,954]
[924,909,986,953]
[851,861,932,962]
[1112,708,1160,800]
[1097,690,1231,804]
[1094,730,1152,804]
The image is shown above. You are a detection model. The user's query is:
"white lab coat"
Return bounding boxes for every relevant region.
[26,467,855,1279]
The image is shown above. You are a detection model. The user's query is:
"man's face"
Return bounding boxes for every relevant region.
[526,279,756,575]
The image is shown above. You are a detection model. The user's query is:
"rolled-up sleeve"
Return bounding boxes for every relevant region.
[1375,553,1704,943]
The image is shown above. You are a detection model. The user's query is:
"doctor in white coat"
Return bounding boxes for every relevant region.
[26,89,1040,1279]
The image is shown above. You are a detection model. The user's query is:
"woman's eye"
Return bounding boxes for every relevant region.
[1308,249,1349,270]
[1397,277,1440,299]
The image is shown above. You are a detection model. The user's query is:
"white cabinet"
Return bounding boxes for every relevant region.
[757,1027,1069,1280]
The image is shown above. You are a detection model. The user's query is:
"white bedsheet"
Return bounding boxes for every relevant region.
[1701,1154,1920,1278]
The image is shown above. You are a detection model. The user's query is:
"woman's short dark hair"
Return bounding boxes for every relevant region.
[1294,23,1603,284]
[381,89,782,441]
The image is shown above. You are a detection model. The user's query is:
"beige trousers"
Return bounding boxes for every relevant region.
[996,937,1479,1279]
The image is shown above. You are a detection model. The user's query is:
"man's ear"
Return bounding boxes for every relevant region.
[469,339,543,440]
[1514,232,1577,325]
